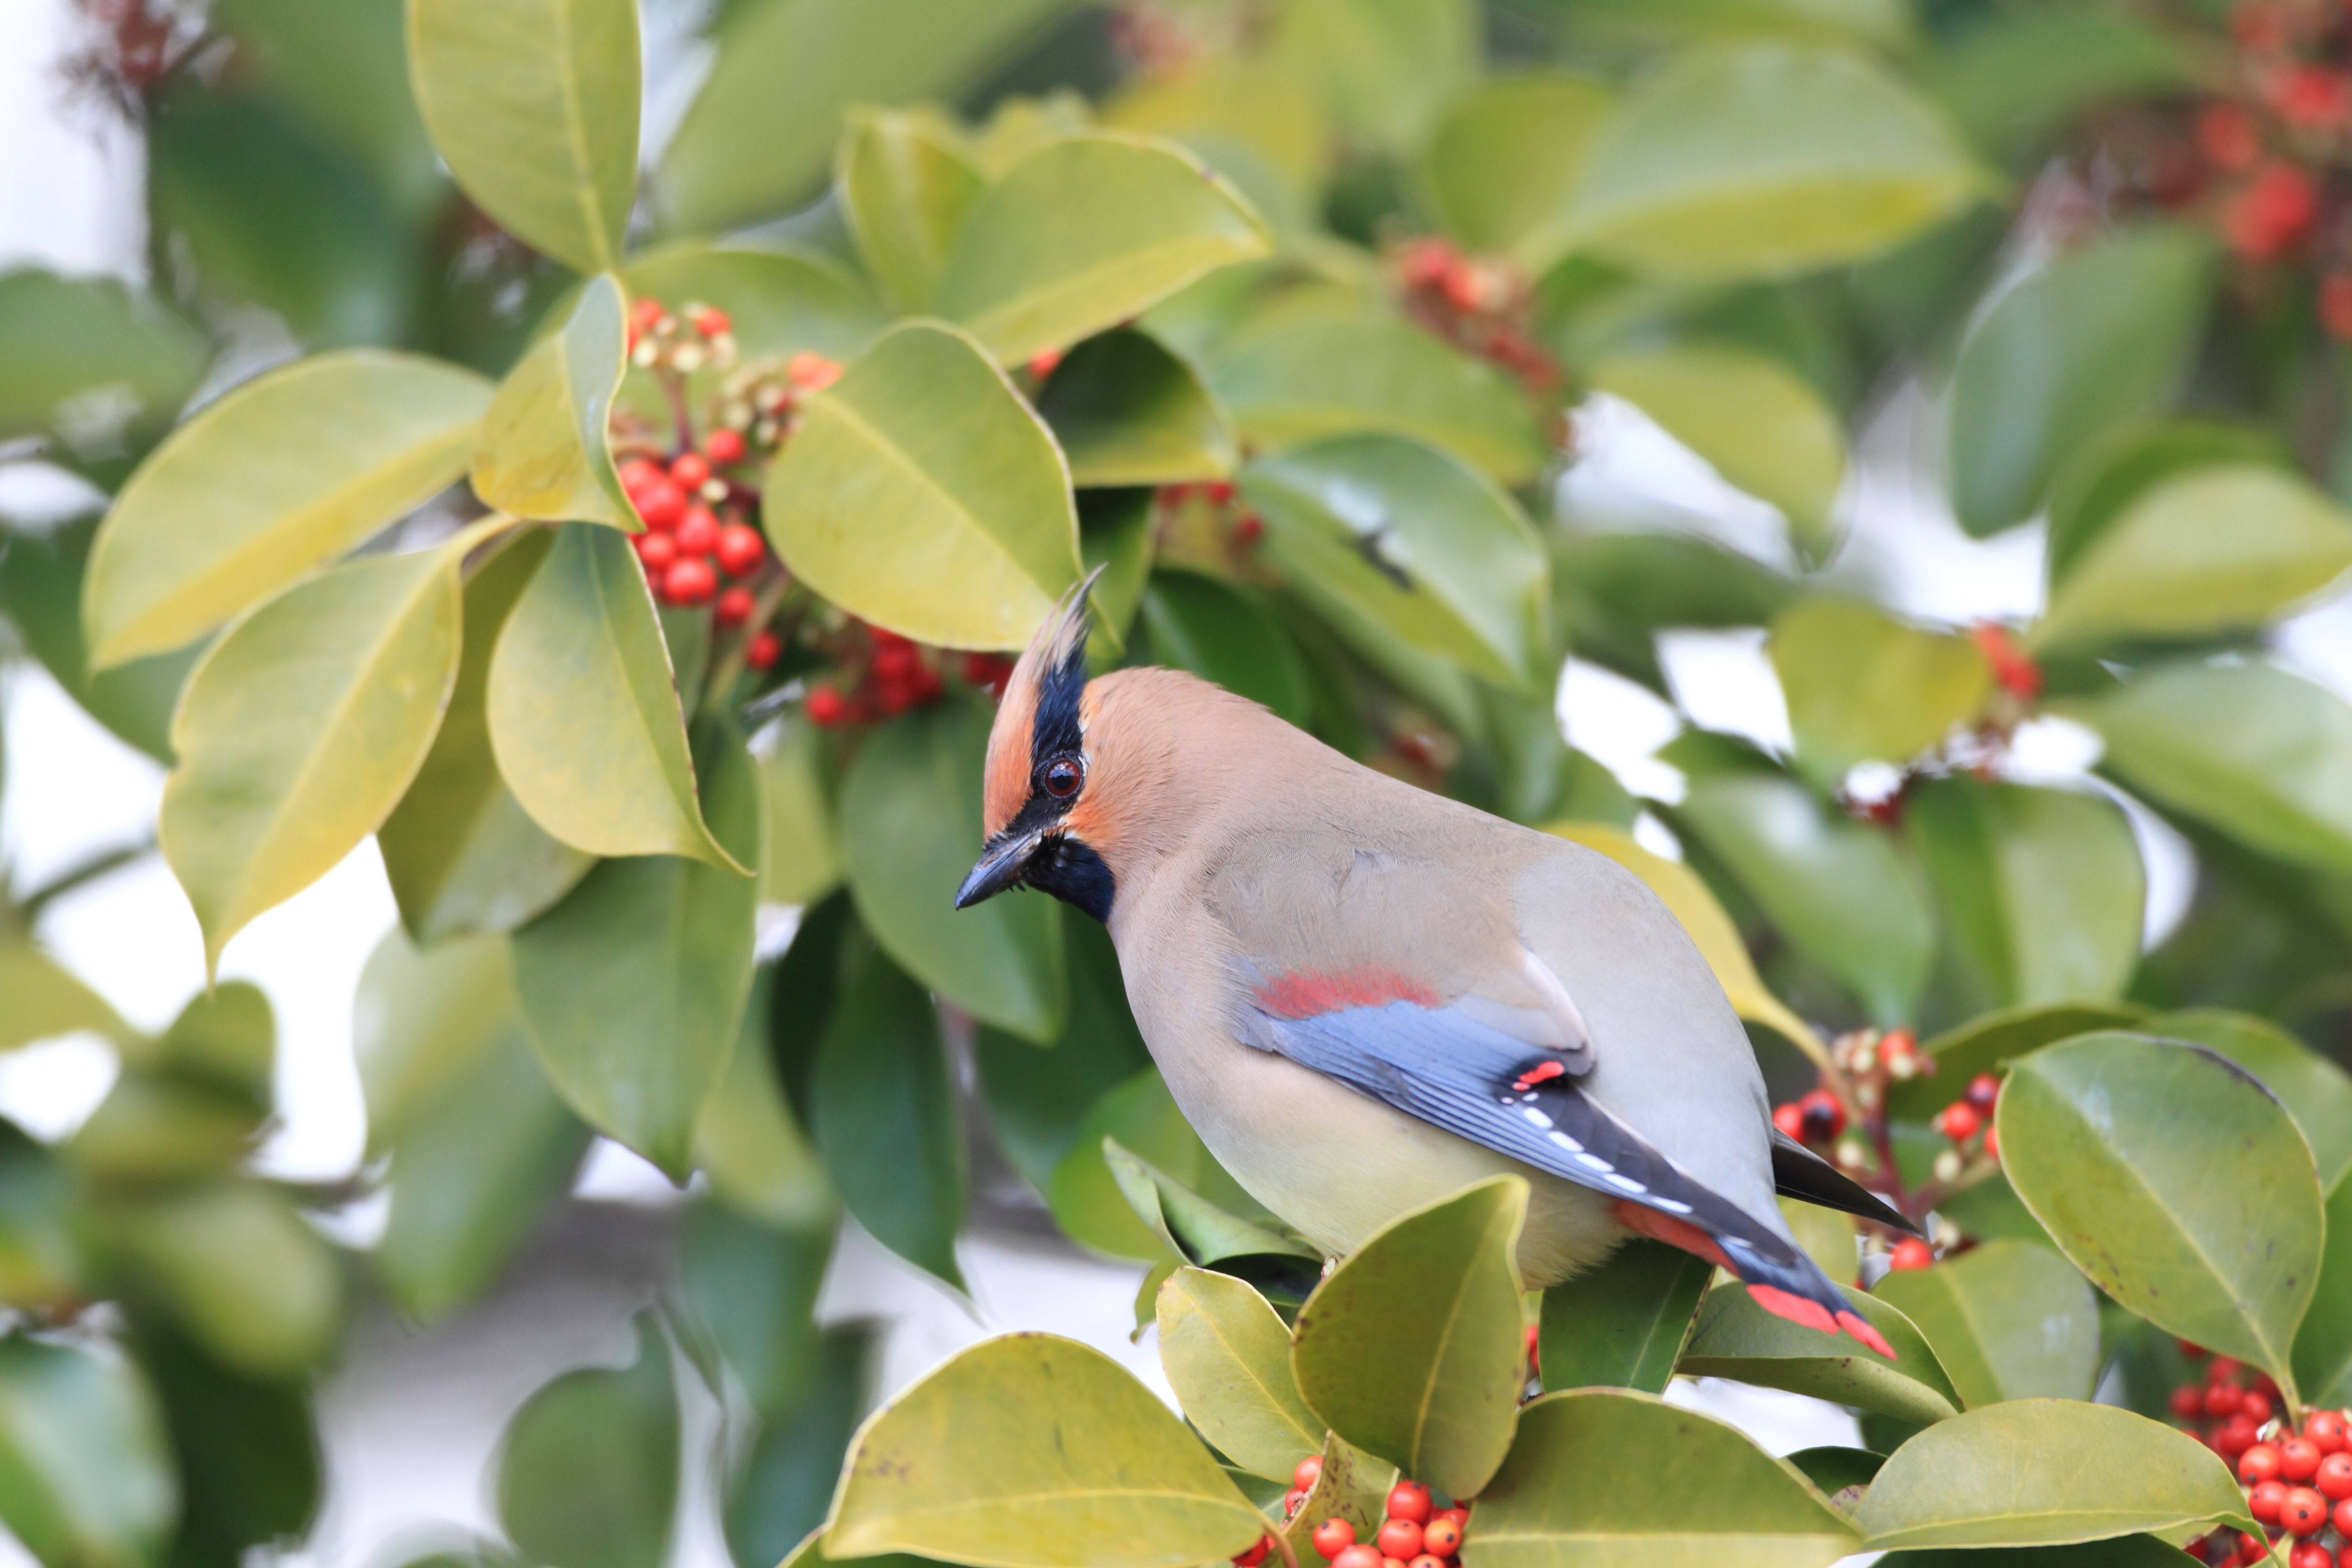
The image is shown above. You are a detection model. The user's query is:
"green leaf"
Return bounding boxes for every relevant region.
[1242,434,1549,690]
[1291,1176,1527,1500]
[691,973,835,1230]
[471,275,631,528]
[935,134,1270,367]
[511,716,762,1178]
[727,1330,879,1568]
[1926,8,2196,166]
[1852,1400,2254,1550]
[2293,1171,2352,1407]
[1037,331,1237,488]
[2036,465,2352,654]
[0,944,125,1052]
[656,0,1079,235]
[0,1124,83,1312]
[2076,660,2352,875]
[1047,1070,1218,1263]
[1104,1140,1313,1269]
[838,699,1067,1041]
[107,1184,343,1377]
[837,110,986,315]
[1948,226,2212,536]
[1769,599,1990,785]
[758,718,843,908]
[1783,1446,1883,1507]
[763,321,1081,651]
[70,983,276,1184]
[1269,0,1477,156]
[0,268,206,450]
[497,1314,678,1568]
[1561,42,1987,283]
[677,1202,831,1417]
[811,945,967,1293]
[127,1313,320,1568]
[354,929,513,1151]
[1472,1387,1860,1568]
[0,514,199,762]
[1275,1433,1396,1566]
[0,1336,177,1568]
[827,1333,1265,1568]
[1997,1032,2325,1397]
[1550,530,1793,695]
[85,350,490,667]
[619,245,887,366]
[405,0,638,275]
[1417,75,1616,262]
[1678,1282,1962,1427]
[1155,1267,1323,1484]
[2154,1009,2352,1190]
[1211,316,1548,485]
[206,0,439,214]
[973,919,1151,1193]
[380,528,593,943]
[1592,344,1847,562]
[487,521,739,867]
[1905,778,2145,1009]
[1876,1537,2212,1568]
[1883,1001,2144,1125]
[1537,1237,1713,1394]
[1870,1241,2100,1407]
[2044,420,2286,587]
[1136,571,1308,726]
[159,530,476,968]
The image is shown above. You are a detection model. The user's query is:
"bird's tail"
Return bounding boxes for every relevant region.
[1614,1199,1895,1359]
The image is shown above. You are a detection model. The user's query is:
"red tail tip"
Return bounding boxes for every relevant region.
[1746,1284,1838,1337]
[1836,1310,1896,1359]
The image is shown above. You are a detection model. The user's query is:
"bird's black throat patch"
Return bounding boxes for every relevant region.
[1022,833,1115,922]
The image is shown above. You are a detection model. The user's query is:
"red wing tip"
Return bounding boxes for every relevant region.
[1746,1284,1838,1337]
[1836,1309,1896,1360]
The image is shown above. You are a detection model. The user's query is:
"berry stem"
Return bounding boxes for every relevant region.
[1268,1527,1300,1568]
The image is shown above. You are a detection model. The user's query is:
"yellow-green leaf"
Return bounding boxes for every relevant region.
[1770,598,1991,785]
[763,321,1081,651]
[1871,1239,2100,1408]
[838,110,986,315]
[470,275,631,528]
[2156,1009,2352,1191]
[758,717,842,908]
[487,521,739,868]
[1036,330,1237,488]
[405,0,639,275]
[107,1184,343,1377]
[1417,74,1616,263]
[935,134,1271,366]
[0,944,125,1052]
[1157,1267,1322,1485]
[85,350,490,667]
[0,1337,177,1568]
[1678,1282,1962,1427]
[160,531,480,968]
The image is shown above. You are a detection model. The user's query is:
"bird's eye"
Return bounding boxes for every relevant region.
[1041,756,1083,798]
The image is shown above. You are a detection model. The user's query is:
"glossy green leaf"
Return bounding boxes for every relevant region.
[1212,317,1547,485]
[1679,1282,1961,1426]
[108,1184,343,1377]
[1561,42,1987,283]
[0,268,206,449]
[811,945,966,1292]
[1884,1001,2144,1125]
[1417,75,1615,261]
[1105,1139,1312,1269]
[471,275,630,528]
[406,0,638,275]
[838,699,1066,1041]
[1871,1241,2100,1407]
[1036,331,1237,488]
[1852,1400,2254,1550]
[1137,571,1308,726]
[511,716,762,1178]
[936,134,1269,366]
[0,1336,177,1568]
[1769,599,1989,784]
[1905,777,2145,1009]
[657,0,1078,234]
[838,110,986,315]
[2293,1172,2352,1408]
[160,530,477,968]
[2037,465,2352,653]
[1270,0,1476,155]
[678,1202,831,1417]
[973,919,1152,1193]
[2077,660,2352,875]
[692,972,834,1230]
[1550,530,1793,694]
[1875,1537,2208,1568]
[758,718,842,909]
[828,1333,1264,1568]
[763,321,1081,651]
[1473,1388,1859,1568]
[488,521,739,867]
[0,944,124,1052]
[1274,1433,1396,1566]
[380,528,593,943]
[1538,1237,1713,1394]
[354,929,513,1152]
[2044,420,2286,588]
[496,1314,677,1568]
[1948,227,2212,536]
[1927,8,2195,163]
[1156,1267,1322,1484]
[1998,1032,2324,1396]
[2155,1009,2352,1190]
[1243,434,1549,690]
[1593,344,1847,561]
[1048,1070,1222,1263]
[85,350,490,666]
[126,1312,321,1568]
[0,514,199,762]
[1291,1176,1528,1500]
[727,1330,879,1568]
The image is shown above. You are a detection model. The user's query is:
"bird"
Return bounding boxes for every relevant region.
[955,579,1911,1356]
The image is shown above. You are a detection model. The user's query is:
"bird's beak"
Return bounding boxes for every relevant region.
[956,829,1042,909]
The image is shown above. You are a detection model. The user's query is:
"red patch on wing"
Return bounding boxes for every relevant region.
[1747,1284,1839,1337]
[1611,1200,1732,1272]
[1253,966,1442,1019]
[1837,1310,1896,1359]
[1513,1061,1568,1092]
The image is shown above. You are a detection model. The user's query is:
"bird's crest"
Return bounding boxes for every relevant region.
[983,570,1100,838]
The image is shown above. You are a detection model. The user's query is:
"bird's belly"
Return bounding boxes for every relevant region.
[1155,1033,1625,1288]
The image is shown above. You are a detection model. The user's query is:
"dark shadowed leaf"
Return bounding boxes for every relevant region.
[128,1315,320,1568]
[678,1202,832,1418]
[0,514,199,762]
[1137,571,1308,725]
[2294,1173,2352,1408]
[725,1329,877,1568]
[974,918,1152,1193]
[1538,1237,1713,1394]
[1037,331,1237,488]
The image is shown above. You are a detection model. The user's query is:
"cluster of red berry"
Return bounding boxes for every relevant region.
[1233,1465,1470,1568]
[2178,1354,2352,1566]
[1971,623,2044,703]
[1392,238,1560,395]
[1156,479,1265,549]
[802,624,1016,729]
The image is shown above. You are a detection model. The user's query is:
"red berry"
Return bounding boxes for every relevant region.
[715,586,754,628]
[2244,1390,2276,1426]
[2244,1444,2286,1484]
[631,297,666,334]
[1877,1027,1919,1065]
[1284,1488,1309,1518]
[1027,348,1063,379]
[2316,1452,2352,1500]
[1234,512,1265,545]
[694,306,731,337]
[1421,1516,1464,1557]
[1294,1456,1323,1492]
[2336,1495,2352,1535]
[2209,1383,2246,1418]
[2282,1487,2329,1536]
[2236,1531,2269,1567]
[1312,1519,1355,1561]
[2171,1384,2207,1419]
[1772,1103,1805,1141]
[807,687,850,726]
[662,556,717,606]
[746,631,780,671]
[1964,1073,1999,1111]
[2253,1480,2290,1524]
[2210,1357,2246,1384]
[619,457,665,495]
[2284,1438,2324,1482]
[2217,1415,2261,1459]
[671,452,711,490]
[2309,1411,2351,1453]
[633,478,687,531]
[2275,66,2352,129]
[2198,102,2261,170]
[1888,1237,1934,1272]
[2181,1340,2209,1360]
[1409,1559,1446,1568]
[788,351,842,390]
[2226,163,2317,261]
[1376,1521,1423,1560]
[1796,1089,1845,1143]
[1330,1548,1381,1568]
[873,642,921,683]
[716,524,766,578]
[1386,1482,1432,1524]
[1383,1559,1407,1568]
[706,428,747,465]
[1936,1102,1983,1143]
[1983,1127,1999,1161]
[675,506,721,556]
[634,531,679,571]
[2291,1543,2332,1568]
[1234,1539,1272,1568]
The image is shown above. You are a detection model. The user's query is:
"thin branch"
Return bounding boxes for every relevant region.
[16,838,154,922]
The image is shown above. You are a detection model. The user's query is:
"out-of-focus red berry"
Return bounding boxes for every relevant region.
[2199,102,2262,171]
[715,586,754,628]
[2208,1382,2246,1419]
[2226,163,2317,261]
[2210,1356,2246,1384]
[1971,622,2043,700]
[873,640,921,680]
[1878,1028,1919,1065]
[2320,275,2352,342]
[2284,1438,2325,1482]
[675,506,721,556]
[634,531,679,571]
[788,351,842,390]
[1233,1538,1272,1568]
[2171,1384,2206,1420]
[1964,1073,2000,1111]
[1234,512,1265,545]
[1983,1127,1999,1161]
[807,687,850,726]
[2335,1494,2352,1536]
[1796,1089,1846,1143]
[2243,1443,2286,1484]
[662,556,718,606]
[1311,1519,1355,1561]
[1386,1482,1432,1524]
[693,305,731,337]
[2282,1487,2330,1536]
[1284,1488,1309,1517]
[1888,1237,1935,1271]
[2217,1414,2262,1459]
[2234,0,2292,51]
[1408,1557,1446,1568]
[2290,1541,2332,1568]
[1773,1103,1806,1141]
[1027,348,1063,379]
[631,297,666,334]
[1329,1547,1381,1568]
[1936,1102,1983,1142]
[716,524,766,578]
[2274,66,2352,128]
[1375,1520,1423,1560]
[2315,1451,2352,1500]
[2244,1390,2276,1426]
[706,428,747,465]
[671,452,711,490]
[633,478,687,531]
[619,457,665,494]
[2252,1480,2289,1523]
[746,631,780,671]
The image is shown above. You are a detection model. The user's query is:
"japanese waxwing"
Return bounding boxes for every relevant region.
[957,579,1912,1355]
